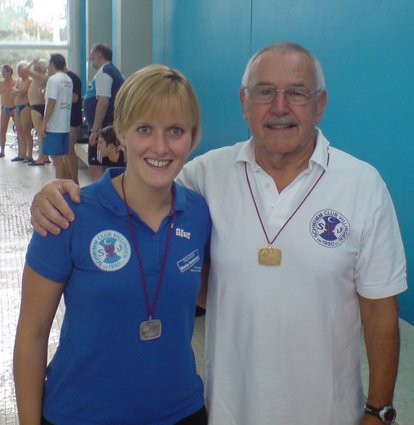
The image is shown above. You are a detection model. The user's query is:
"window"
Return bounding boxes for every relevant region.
[0,0,69,68]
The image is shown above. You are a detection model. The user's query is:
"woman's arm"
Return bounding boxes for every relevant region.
[14,264,64,425]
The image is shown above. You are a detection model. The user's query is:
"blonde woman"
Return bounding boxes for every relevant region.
[14,65,211,425]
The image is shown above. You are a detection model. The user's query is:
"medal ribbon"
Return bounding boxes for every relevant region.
[245,151,329,246]
[121,174,176,320]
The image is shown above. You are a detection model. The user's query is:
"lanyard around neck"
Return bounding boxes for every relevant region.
[245,150,330,247]
[121,174,176,320]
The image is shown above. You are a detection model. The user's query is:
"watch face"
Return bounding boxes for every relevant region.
[382,407,396,422]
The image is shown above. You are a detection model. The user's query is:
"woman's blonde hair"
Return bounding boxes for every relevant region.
[114,64,201,149]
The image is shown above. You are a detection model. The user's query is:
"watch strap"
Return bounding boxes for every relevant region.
[364,404,396,424]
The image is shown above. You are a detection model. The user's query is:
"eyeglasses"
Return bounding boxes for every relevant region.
[246,85,321,105]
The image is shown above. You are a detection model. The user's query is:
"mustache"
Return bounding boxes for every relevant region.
[263,118,297,127]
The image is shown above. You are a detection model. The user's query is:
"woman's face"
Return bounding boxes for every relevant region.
[119,112,193,193]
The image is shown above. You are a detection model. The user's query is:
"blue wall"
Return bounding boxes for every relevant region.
[153,0,413,324]
[153,0,251,154]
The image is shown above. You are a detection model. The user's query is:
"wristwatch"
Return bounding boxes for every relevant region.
[364,403,396,424]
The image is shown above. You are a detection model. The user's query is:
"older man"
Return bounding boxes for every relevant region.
[30,42,406,425]
[24,59,49,165]
[83,43,124,181]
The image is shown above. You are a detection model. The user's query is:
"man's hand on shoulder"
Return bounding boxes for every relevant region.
[31,179,81,236]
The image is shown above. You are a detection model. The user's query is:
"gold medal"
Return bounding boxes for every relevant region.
[245,154,328,267]
[258,246,281,266]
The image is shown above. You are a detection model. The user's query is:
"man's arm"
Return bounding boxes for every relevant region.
[89,96,109,146]
[23,60,43,80]
[39,98,56,138]
[197,263,210,309]
[358,295,400,425]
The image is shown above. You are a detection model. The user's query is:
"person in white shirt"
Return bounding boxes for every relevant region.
[29,42,406,425]
[38,54,73,178]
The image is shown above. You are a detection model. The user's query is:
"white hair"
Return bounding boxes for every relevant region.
[17,60,27,71]
[241,42,326,91]
[38,59,47,73]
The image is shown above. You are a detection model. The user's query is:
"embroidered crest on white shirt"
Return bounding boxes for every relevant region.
[310,209,351,248]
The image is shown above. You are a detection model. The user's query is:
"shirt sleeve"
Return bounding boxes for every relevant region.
[176,156,206,195]
[355,176,407,299]
[95,71,113,98]
[45,78,58,100]
[25,197,75,283]
[73,75,82,96]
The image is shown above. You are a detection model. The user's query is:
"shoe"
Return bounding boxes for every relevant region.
[28,161,45,166]
[23,157,34,163]
[0,153,5,158]
[11,156,25,162]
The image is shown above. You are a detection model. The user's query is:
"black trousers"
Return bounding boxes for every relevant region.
[42,405,208,425]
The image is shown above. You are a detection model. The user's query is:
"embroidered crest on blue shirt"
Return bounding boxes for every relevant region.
[177,249,200,272]
[310,209,351,248]
[90,230,131,271]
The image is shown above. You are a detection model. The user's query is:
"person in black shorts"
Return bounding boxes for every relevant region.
[65,68,82,184]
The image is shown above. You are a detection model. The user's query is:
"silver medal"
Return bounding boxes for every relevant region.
[139,319,162,340]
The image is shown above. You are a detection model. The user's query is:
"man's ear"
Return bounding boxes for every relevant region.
[315,90,328,123]
[240,87,248,121]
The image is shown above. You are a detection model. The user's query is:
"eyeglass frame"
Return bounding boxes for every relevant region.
[244,84,323,106]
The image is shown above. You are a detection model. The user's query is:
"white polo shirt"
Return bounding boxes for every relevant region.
[177,130,407,425]
[45,71,72,133]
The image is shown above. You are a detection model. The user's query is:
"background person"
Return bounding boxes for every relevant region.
[65,66,82,184]
[97,125,125,167]
[14,64,210,425]
[11,61,33,162]
[83,43,124,181]
[24,59,50,166]
[29,42,407,425]
[38,54,73,179]
[0,64,17,158]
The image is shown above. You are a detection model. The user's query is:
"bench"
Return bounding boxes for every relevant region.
[74,142,88,167]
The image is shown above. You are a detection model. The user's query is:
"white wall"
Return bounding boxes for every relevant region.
[113,0,153,78]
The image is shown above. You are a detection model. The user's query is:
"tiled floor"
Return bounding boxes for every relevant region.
[0,142,412,424]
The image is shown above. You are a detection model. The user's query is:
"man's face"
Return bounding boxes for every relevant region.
[240,48,327,167]
[1,67,10,78]
[34,62,44,73]
[89,49,100,69]
[47,62,55,76]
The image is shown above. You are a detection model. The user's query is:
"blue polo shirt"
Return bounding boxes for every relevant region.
[26,167,211,425]
[83,63,124,129]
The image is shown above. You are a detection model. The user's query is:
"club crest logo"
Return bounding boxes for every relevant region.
[310,209,350,248]
[90,230,131,271]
